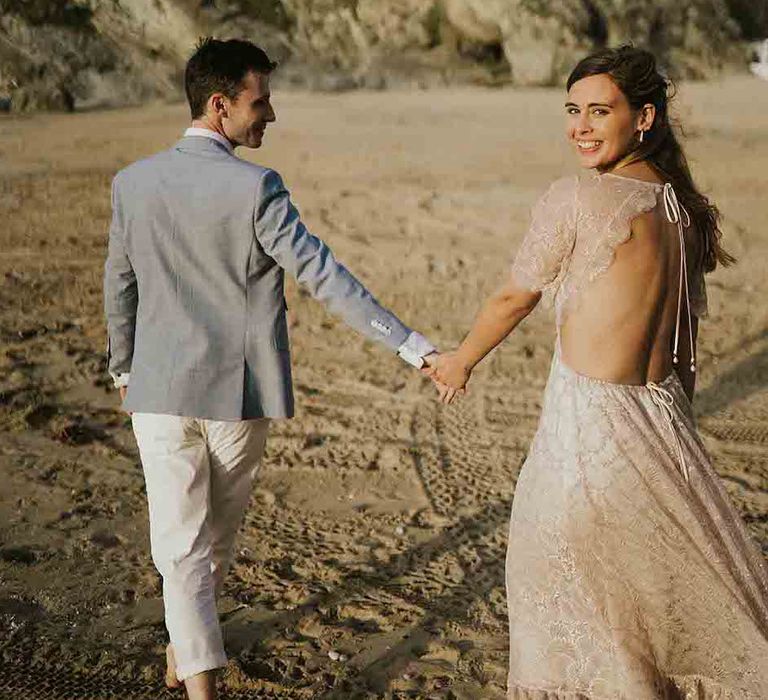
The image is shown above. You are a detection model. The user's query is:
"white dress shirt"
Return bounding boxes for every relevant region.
[111,129,435,387]
[183,127,234,153]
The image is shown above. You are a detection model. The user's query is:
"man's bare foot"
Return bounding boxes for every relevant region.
[184,670,218,700]
[165,644,182,689]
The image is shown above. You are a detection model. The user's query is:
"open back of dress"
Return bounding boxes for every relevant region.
[511,172,707,387]
[504,173,768,699]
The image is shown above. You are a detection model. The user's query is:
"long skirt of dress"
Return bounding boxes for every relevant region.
[506,349,768,699]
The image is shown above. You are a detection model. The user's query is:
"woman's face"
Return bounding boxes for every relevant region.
[565,74,646,171]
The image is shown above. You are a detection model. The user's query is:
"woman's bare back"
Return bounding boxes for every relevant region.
[511,164,707,398]
[560,178,703,391]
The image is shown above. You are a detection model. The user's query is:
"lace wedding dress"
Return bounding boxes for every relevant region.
[505,172,768,699]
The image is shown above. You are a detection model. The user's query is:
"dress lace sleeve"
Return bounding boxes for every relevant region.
[579,175,661,286]
[580,174,708,319]
[510,176,578,294]
[550,174,662,319]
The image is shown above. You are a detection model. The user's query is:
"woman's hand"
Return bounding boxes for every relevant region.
[420,277,540,406]
[432,351,471,389]
[424,352,471,404]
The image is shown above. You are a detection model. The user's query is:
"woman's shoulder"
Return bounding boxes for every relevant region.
[577,169,663,220]
[538,169,663,205]
[532,168,670,225]
[580,169,664,193]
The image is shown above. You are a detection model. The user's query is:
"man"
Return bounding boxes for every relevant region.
[104,38,437,700]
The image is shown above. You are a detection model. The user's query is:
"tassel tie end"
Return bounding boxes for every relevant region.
[663,183,697,379]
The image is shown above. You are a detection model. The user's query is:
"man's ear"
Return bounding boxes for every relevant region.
[209,92,228,119]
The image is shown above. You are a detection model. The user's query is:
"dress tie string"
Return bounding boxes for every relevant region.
[649,183,695,485]
[647,381,690,483]
[662,183,696,374]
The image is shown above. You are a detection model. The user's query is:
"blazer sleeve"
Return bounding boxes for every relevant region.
[103,175,138,376]
[253,169,412,352]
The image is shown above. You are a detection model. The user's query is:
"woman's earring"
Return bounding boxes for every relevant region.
[639,129,645,144]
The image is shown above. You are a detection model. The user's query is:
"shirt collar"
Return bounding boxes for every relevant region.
[183,127,234,154]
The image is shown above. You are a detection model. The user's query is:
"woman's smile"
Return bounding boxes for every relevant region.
[576,139,603,152]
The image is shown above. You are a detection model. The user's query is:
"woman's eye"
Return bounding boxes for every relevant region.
[566,108,579,115]
[592,109,608,116]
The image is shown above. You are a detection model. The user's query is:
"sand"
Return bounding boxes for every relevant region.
[0,75,767,699]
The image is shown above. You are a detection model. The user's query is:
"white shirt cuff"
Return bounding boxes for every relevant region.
[397,332,436,369]
[110,372,130,388]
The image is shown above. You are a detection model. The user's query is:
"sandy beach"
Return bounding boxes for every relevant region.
[1,75,767,698]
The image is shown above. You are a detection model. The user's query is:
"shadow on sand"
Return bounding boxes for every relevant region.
[228,498,511,697]
[696,327,768,418]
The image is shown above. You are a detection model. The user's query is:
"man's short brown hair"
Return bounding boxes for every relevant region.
[184,37,277,119]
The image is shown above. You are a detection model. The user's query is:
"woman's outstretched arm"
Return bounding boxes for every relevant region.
[426,177,577,402]
[428,279,541,400]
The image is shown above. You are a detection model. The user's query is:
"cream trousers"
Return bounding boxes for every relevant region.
[132,412,269,680]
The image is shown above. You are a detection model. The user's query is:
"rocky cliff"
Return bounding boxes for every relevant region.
[0,0,765,111]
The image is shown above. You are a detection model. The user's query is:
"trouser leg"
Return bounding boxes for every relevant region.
[203,418,270,598]
[132,412,225,681]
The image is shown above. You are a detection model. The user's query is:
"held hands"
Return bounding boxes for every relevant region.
[422,352,472,405]
[118,386,132,416]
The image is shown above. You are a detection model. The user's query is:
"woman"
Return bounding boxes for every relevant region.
[428,46,768,698]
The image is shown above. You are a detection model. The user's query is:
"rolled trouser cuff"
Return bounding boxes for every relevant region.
[175,651,228,681]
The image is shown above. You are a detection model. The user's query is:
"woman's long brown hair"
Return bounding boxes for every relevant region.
[567,45,735,272]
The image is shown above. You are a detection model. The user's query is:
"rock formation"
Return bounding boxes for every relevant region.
[0,0,765,111]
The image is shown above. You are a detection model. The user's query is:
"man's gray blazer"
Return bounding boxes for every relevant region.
[104,135,418,420]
